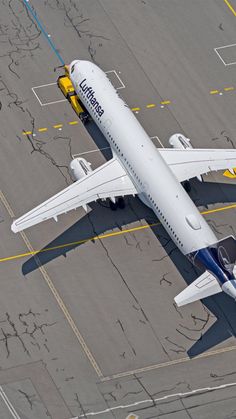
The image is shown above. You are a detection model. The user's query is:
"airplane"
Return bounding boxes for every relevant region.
[11,59,236,307]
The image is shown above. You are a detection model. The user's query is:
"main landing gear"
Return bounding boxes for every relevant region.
[109,197,125,210]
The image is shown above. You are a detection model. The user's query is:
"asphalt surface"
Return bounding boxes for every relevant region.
[1,0,236,418]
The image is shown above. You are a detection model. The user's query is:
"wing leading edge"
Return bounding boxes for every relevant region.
[11,158,137,233]
[159,148,236,182]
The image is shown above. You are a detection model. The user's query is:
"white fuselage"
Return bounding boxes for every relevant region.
[70,60,217,255]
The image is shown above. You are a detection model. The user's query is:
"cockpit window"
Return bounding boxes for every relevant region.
[71,64,75,74]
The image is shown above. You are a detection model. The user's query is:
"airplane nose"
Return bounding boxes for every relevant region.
[222,279,236,300]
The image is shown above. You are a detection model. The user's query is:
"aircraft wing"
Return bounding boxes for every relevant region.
[11,158,137,233]
[174,271,222,307]
[159,148,236,182]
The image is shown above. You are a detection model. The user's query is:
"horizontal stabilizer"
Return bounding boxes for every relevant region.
[174,271,222,307]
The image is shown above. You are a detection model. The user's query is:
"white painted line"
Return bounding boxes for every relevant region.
[41,99,67,106]
[32,83,67,106]
[215,42,236,50]
[214,44,236,66]
[72,146,111,158]
[33,81,57,88]
[32,68,125,107]
[151,135,164,148]
[0,386,21,419]
[73,381,236,418]
[106,69,125,89]
[31,86,44,106]
[32,86,67,106]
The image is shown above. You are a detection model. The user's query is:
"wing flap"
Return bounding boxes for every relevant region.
[174,271,222,307]
[159,148,236,182]
[11,158,137,232]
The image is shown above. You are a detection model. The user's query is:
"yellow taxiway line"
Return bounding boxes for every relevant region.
[1,203,236,264]
[224,0,236,16]
[38,127,48,132]
[53,124,63,129]
[160,100,171,105]
[146,103,156,108]
[21,101,172,136]
[224,86,234,91]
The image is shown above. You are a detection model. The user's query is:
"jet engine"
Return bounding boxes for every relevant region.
[169,133,202,184]
[169,133,193,150]
[69,157,92,181]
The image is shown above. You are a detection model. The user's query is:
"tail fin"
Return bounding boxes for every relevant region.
[174,271,222,307]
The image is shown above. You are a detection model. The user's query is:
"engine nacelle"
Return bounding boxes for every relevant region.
[169,133,193,150]
[69,157,92,181]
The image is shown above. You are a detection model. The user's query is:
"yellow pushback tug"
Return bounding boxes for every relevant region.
[57,65,90,124]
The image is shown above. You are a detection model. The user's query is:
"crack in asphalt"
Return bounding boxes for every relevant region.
[116,319,136,356]
[0,310,56,358]
[152,381,191,398]
[74,392,88,418]
[179,310,211,333]
[164,336,186,354]
[211,130,236,149]
[26,134,73,185]
[47,0,110,62]
[173,302,184,319]
[134,374,156,408]
[0,0,41,79]
[18,388,37,410]
[160,272,172,286]
[207,219,229,237]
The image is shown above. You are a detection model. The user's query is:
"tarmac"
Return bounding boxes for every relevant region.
[0,0,236,418]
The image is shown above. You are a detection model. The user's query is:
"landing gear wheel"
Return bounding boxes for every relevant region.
[183,181,191,193]
[109,200,118,211]
[117,197,125,209]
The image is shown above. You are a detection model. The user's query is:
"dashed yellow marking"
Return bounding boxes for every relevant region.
[146,103,156,108]
[224,86,234,91]
[38,127,48,132]
[2,203,236,264]
[22,85,236,137]
[22,131,32,135]
[53,124,63,129]
[224,0,236,16]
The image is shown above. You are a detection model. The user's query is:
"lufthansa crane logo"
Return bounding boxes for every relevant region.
[79,79,104,117]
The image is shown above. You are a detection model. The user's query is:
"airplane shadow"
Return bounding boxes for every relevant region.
[150,222,236,358]
[85,120,112,160]
[22,197,156,276]
[22,176,236,357]
[189,177,236,207]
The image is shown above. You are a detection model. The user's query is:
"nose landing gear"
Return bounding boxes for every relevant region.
[109,197,125,210]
